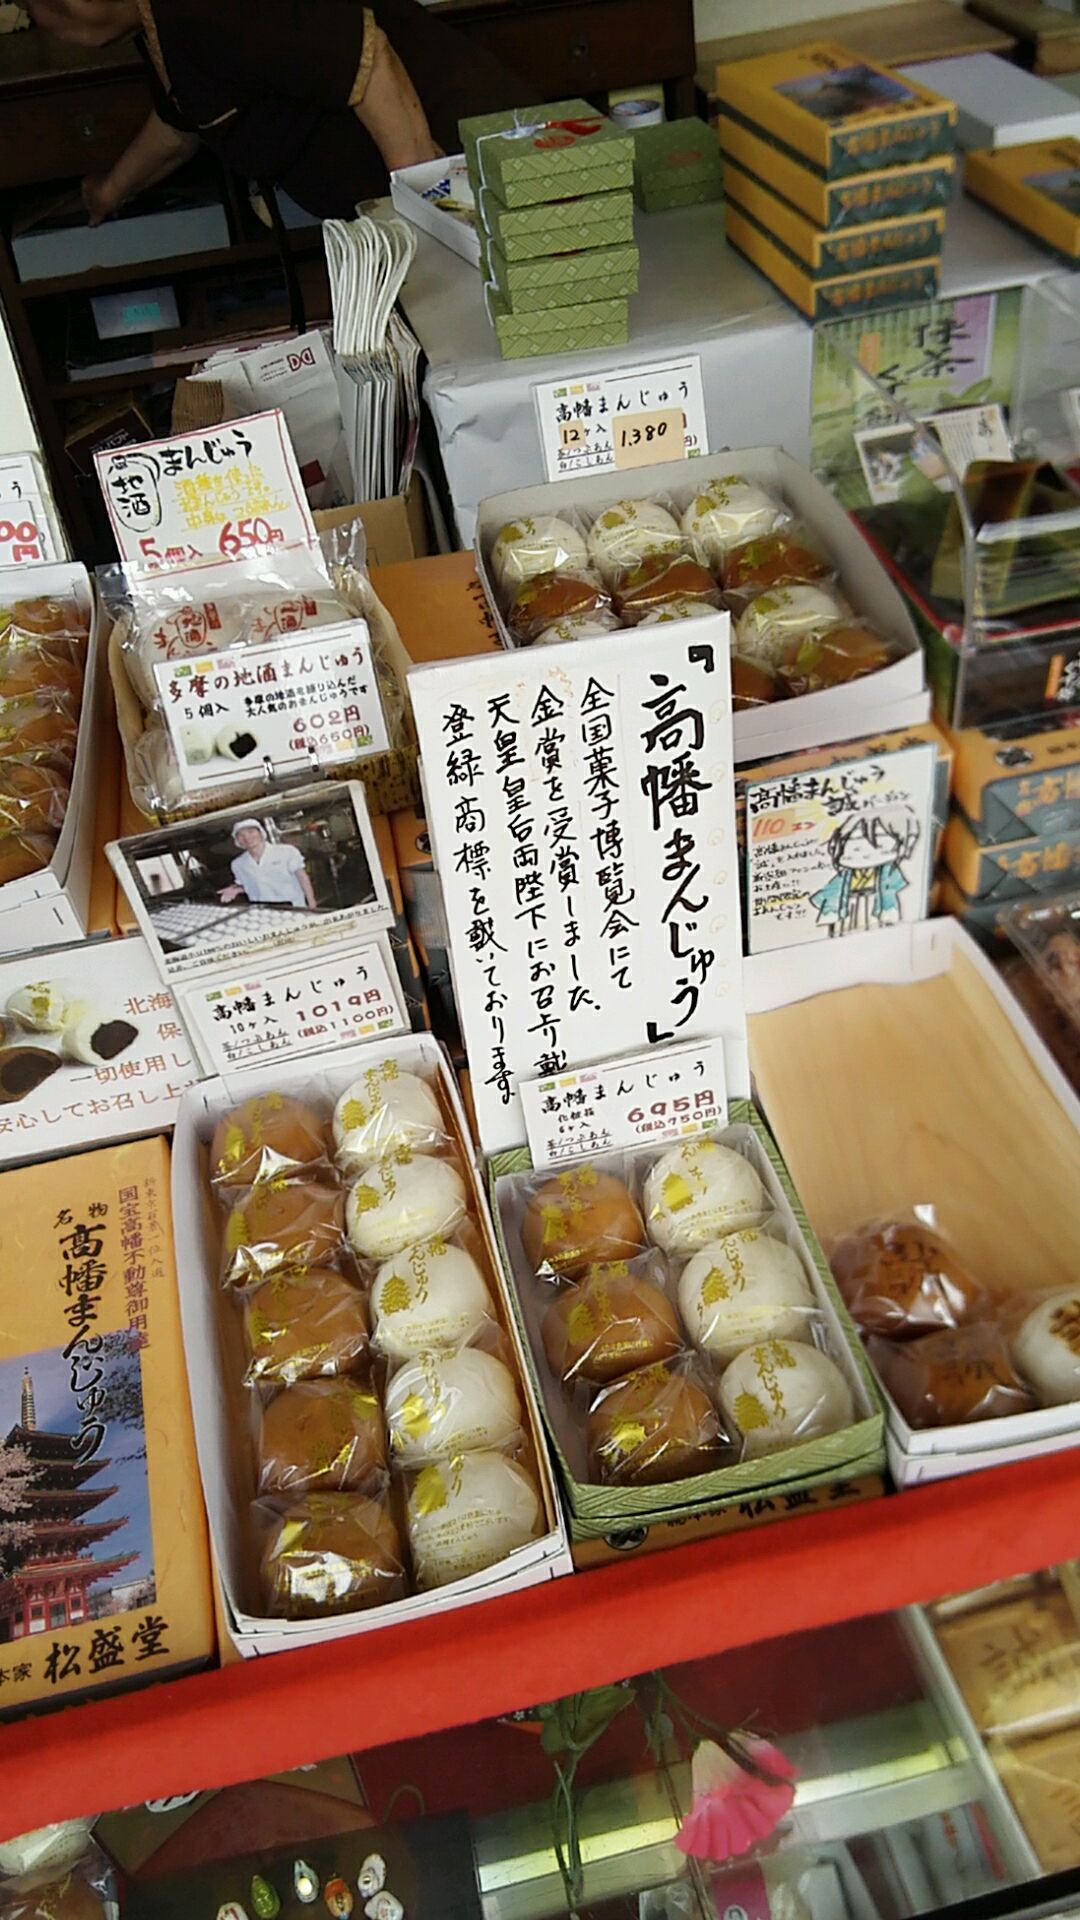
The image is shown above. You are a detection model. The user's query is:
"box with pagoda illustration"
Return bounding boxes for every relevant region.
[0,1135,214,1713]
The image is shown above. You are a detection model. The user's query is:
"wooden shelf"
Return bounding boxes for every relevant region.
[0,1447,1078,1844]
[18,231,324,302]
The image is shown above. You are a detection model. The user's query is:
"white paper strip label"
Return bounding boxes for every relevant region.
[745,741,937,954]
[410,617,747,1155]
[533,354,708,483]
[154,620,388,795]
[182,940,407,1073]
[94,409,317,574]
[0,455,62,565]
[520,1036,729,1169]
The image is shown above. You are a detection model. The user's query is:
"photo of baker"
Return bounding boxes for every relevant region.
[109,782,390,981]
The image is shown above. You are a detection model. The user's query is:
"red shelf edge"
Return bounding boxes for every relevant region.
[2,1448,1079,1841]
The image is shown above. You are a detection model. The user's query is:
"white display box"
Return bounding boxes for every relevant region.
[171,1032,571,1658]
[900,55,1080,151]
[390,157,481,269]
[0,560,102,954]
[746,917,1080,1486]
[474,447,929,764]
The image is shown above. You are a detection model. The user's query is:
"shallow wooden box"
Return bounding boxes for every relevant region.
[746,919,1080,1485]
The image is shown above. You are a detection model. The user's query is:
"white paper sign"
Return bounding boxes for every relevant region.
[410,617,748,1155]
[108,779,393,987]
[0,455,62,565]
[745,741,937,955]
[533,355,709,483]
[94,409,317,575]
[855,403,1012,504]
[154,620,388,796]
[520,1037,729,1169]
[0,936,198,1165]
[182,939,407,1073]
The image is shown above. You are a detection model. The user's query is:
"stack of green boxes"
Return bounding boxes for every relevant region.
[460,98,639,360]
[633,118,724,213]
[713,41,958,322]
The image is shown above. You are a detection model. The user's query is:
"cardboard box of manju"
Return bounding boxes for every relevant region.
[0,1136,214,1713]
[746,915,1080,1485]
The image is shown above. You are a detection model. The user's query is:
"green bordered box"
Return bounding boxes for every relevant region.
[488,1102,885,1543]
[726,198,940,319]
[724,159,944,274]
[462,101,634,209]
[715,40,956,179]
[481,238,640,313]
[633,116,724,212]
[489,289,630,359]
[720,113,955,228]
[478,185,636,262]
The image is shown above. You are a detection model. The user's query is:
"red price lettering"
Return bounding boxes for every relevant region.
[0,520,42,563]
[218,517,282,557]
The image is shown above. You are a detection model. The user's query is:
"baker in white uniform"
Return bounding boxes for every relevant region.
[219,820,317,911]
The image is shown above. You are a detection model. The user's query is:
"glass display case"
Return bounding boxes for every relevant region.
[811,277,1080,733]
[14,1569,1078,1920]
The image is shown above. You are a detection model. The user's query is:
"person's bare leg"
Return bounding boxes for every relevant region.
[354,24,442,171]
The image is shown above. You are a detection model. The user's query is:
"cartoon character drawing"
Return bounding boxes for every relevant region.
[810,804,921,936]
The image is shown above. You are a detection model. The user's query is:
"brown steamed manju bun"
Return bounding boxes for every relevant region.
[0,763,69,833]
[542,1263,682,1384]
[507,571,608,643]
[722,528,829,595]
[871,1323,1035,1429]
[262,1493,406,1618]
[243,1266,370,1385]
[257,1377,387,1495]
[6,1878,106,1920]
[587,1362,723,1485]
[223,1180,344,1285]
[777,623,892,698]
[830,1219,983,1340]
[0,833,54,886]
[521,1165,646,1280]
[210,1091,328,1187]
[614,553,718,622]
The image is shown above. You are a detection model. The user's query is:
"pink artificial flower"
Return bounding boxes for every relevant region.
[675,1737,797,1863]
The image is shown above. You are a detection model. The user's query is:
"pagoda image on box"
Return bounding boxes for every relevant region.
[715,42,956,319]
[0,1347,146,1644]
[461,99,639,359]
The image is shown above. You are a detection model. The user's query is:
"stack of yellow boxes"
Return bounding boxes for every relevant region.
[714,42,958,321]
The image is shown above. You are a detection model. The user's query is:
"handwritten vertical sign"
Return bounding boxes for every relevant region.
[0,454,63,565]
[533,355,708,482]
[94,410,317,575]
[745,741,937,954]
[409,618,747,1155]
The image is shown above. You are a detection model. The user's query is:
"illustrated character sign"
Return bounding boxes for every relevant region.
[810,803,921,937]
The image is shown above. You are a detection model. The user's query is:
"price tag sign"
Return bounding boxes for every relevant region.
[521,1038,729,1169]
[154,619,389,796]
[183,940,407,1074]
[0,454,62,565]
[94,409,317,576]
[533,354,708,482]
[745,741,937,954]
[613,407,686,472]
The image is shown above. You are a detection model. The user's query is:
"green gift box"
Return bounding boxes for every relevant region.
[488,1102,885,1542]
[478,185,636,262]
[489,289,629,359]
[462,100,633,209]
[633,117,724,212]
[482,238,639,314]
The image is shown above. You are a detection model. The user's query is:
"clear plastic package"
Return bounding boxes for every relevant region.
[520,1164,647,1279]
[0,764,70,835]
[0,594,88,642]
[871,1322,1035,1428]
[829,1216,985,1341]
[643,1136,769,1253]
[731,654,782,711]
[243,1265,371,1386]
[0,640,83,706]
[540,1257,682,1384]
[256,1375,388,1495]
[534,608,621,647]
[221,1179,347,1288]
[614,552,721,625]
[584,496,687,588]
[676,1227,818,1364]
[734,583,850,666]
[384,1335,523,1464]
[1003,892,1080,1040]
[506,569,612,644]
[0,831,55,886]
[0,693,79,771]
[718,1337,856,1458]
[586,1355,729,1485]
[259,1490,407,1618]
[1012,1287,1080,1406]
[370,1229,496,1360]
[679,474,785,568]
[720,524,830,597]
[332,1061,448,1172]
[210,1089,332,1188]
[404,1449,543,1589]
[774,621,896,697]
[489,511,590,595]
[344,1148,468,1262]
